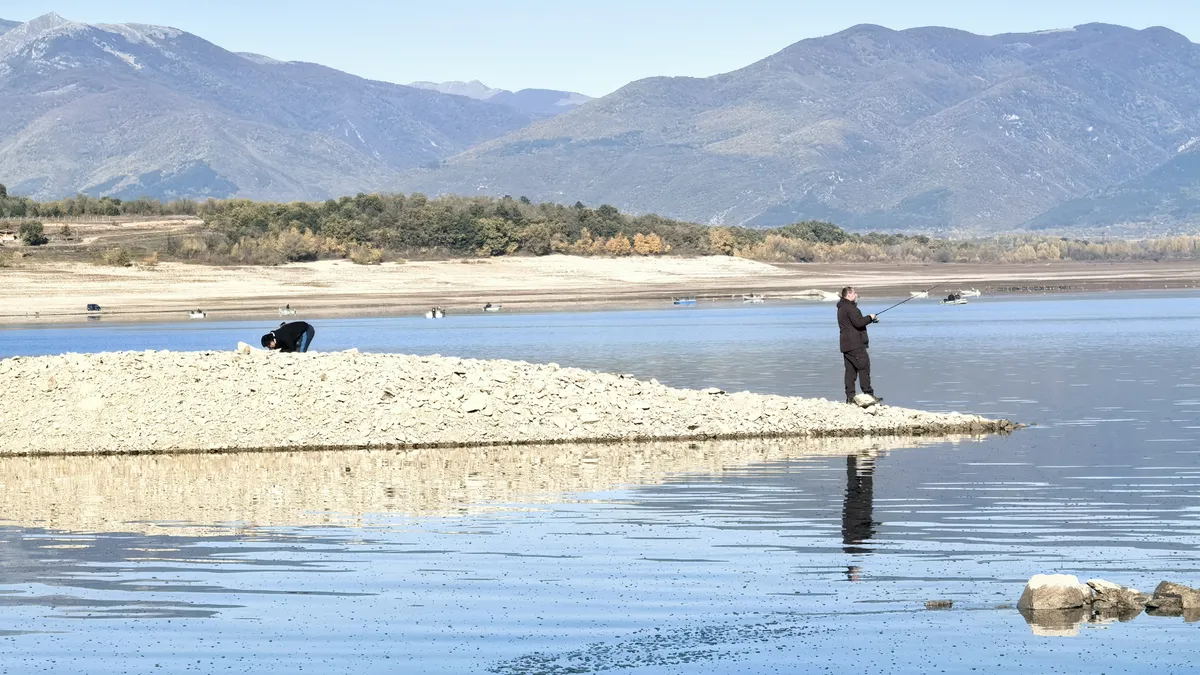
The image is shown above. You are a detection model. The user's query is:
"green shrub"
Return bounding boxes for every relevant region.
[19,221,48,246]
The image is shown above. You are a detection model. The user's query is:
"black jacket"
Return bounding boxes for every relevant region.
[271,321,312,352]
[837,300,872,353]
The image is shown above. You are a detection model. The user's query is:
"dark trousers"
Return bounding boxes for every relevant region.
[843,348,873,398]
[298,325,316,353]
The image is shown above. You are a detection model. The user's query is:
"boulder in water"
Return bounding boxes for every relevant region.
[1017,574,1089,610]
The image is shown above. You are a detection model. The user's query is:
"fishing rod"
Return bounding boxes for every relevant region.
[873,280,951,317]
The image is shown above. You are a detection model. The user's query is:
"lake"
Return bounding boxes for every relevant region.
[1,292,1198,673]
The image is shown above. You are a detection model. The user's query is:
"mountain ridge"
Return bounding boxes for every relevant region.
[0,13,535,201]
[405,22,1200,232]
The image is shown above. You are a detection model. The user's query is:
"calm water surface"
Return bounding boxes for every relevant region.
[1,293,1199,673]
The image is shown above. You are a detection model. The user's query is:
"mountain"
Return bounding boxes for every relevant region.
[1025,145,1200,232]
[409,80,506,100]
[408,80,593,117]
[404,23,1200,232]
[0,14,535,201]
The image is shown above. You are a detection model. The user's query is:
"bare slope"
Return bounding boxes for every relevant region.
[0,14,534,201]
[407,23,1200,232]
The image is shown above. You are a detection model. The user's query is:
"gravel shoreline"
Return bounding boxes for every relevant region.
[0,350,1017,455]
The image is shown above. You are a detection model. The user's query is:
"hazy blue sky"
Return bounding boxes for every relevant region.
[5,1,1196,95]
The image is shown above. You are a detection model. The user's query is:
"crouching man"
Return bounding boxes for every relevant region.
[262,321,316,353]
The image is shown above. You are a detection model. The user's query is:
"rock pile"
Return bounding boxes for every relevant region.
[0,349,1017,455]
[1017,574,1199,635]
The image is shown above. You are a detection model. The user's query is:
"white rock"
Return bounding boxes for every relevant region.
[462,393,489,413]
[1018,574,1088,610]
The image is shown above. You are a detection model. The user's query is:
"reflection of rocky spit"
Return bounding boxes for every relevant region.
[0,436,951,534]
[0,351,1014,455]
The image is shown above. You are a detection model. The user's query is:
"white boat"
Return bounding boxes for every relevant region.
[742,294,765,304]
[909,291,928,299]
[188,310,206,319]
[940,299,969,305]
[960,288,982,298]
[425,307,445,319]
[278,305,297,317]
[483,303,502,312]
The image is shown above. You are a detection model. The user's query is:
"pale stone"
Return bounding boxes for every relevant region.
[462,393,489,413]
[1017,574,1088,610]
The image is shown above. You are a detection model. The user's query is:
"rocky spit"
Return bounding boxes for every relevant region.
[1016,574,1200,635]
[0,349,1016,455]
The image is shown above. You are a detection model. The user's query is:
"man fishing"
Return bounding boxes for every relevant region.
[837,287,881,406]
[261,320,316,353]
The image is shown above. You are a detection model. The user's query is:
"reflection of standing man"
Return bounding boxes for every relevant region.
[842,453,877,560]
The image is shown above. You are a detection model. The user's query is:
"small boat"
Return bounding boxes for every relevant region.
[909,291,928,299]
[940,299,969,305]
[960,288,982,298]
[425,307,446,319]
[742,294,765,304]
[482,303,502,313]
[188,310,207,319]
[672,297,697,306]
[278,304,297,317]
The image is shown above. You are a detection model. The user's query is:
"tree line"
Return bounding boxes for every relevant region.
[4,184,1200,265]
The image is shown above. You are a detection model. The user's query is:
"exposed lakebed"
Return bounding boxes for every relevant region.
[1,293,1198,673]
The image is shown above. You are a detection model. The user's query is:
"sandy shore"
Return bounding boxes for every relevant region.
[3,255,1199,325]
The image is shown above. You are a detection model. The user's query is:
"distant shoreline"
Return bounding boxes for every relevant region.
[3,256,1199,327]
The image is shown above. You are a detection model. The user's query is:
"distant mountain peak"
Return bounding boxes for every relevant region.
[408,80,594,117]
[0,12,87,57]
[408,79,505,100]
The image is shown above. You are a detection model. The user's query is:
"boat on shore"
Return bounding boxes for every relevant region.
[483,303,502,312]
[960,288,982,298]
[278,305,297,317]
[742,294,765,304]
[425,307,446,319]
[188,310,207,319]
[672,297,697,306]
[909,291,929,299]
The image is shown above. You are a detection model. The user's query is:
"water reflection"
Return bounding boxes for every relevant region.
[0,436,946,535]
[1020,604,1196,637]
[842,452,877,581]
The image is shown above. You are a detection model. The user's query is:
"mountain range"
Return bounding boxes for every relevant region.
[407,80,593,117]
[406,23,1200,232]
[0,13,534,201]
[2,13,1200,233]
